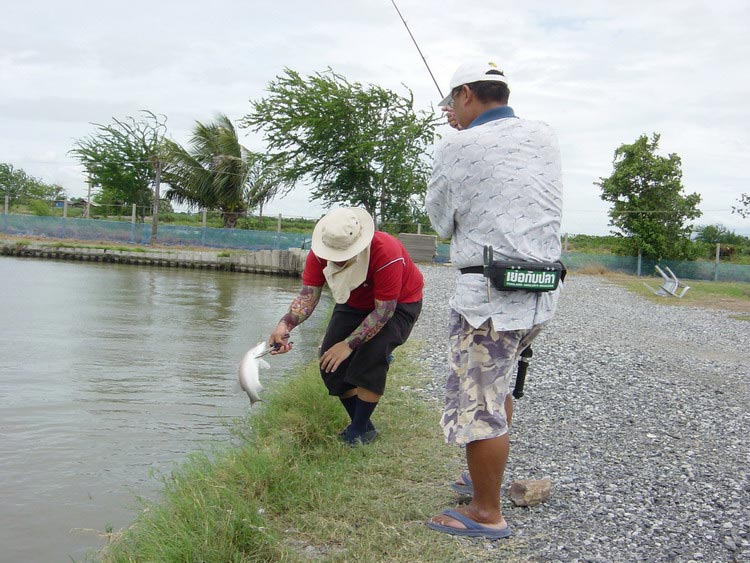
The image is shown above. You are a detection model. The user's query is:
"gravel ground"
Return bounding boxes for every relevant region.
[411,264,749,563]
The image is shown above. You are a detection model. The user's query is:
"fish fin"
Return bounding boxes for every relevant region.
[259,358,270,369]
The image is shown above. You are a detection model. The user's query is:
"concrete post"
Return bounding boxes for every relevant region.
[277,213,282,233]
[417,223,422,235]
[637,249,642,277]
[3,195,8,233]
[63,200,68,218]
[130,204,137,244]
[83,180,93,219]
[150,159,161,245]
[200,208,208,246]
[714,243,720,282]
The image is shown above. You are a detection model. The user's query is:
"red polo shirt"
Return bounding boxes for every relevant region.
[302,231,424,310]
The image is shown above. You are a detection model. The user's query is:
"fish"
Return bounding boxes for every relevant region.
[238,342,270,404]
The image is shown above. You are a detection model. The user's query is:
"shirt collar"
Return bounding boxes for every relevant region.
[468,106,517,129]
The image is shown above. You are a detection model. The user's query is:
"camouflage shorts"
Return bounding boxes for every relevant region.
[441,310,544,445]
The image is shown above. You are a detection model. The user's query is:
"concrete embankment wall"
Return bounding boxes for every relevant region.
[0,241,307,276]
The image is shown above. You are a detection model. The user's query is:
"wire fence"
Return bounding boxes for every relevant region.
[3,197,434,234]
[0,213,310,251]
[435,244,750,283]
[560,251,750,282]
[2,211,749,283]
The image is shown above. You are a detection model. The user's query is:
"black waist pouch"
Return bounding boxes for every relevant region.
[482,246,565,292]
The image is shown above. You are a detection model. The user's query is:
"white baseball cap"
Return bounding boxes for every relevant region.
[438,60,509,106]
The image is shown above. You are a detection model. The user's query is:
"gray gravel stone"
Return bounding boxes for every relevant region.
[411,265,749,563]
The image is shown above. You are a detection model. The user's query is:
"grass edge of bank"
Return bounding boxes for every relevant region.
[96,342,529,563]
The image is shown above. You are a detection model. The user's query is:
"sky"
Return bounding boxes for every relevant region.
[2,0,749,236]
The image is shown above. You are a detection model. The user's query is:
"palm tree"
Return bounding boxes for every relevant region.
[162,115,253,228]
[244,156,290,218]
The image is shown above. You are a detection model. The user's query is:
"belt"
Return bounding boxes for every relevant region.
[459,266,484,274]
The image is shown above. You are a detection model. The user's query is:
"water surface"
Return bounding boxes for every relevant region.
[0,257,329,562]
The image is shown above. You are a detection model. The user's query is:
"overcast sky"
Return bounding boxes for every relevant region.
[2,0,748,235]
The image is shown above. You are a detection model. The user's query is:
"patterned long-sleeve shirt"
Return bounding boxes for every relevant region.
[426,106,563,330]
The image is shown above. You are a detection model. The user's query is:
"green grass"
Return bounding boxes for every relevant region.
[98,344,521,563]
[564,234,624,254]
[595,272,750,312]
[47,241,149,252]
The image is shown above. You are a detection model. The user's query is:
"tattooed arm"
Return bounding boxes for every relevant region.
[269,285,322,354]
[318,298,397,373]
[280,285,322,330]
[345,298,397,349]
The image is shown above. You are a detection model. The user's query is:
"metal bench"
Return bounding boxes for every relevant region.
[643,265,690,298]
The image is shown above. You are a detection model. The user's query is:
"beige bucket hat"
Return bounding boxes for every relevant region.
[311,207,375,261]
[311,208,375,303]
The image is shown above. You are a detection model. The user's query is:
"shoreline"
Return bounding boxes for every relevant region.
[0,237,306,276]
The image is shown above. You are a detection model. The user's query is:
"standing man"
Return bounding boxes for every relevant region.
[425,60,563,538]
[268,208,423,445]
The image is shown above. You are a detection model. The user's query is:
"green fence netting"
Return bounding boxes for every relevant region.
[564,251,750,283]
[435,244,750,283]
[1,214,311,250]
[3,215,749,282]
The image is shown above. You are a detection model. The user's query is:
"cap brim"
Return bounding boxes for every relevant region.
[438,93,453,107]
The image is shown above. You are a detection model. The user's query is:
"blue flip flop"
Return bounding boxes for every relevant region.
[427,509,512,539]
[450,470,474,495]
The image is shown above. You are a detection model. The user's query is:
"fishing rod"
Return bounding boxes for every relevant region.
[389,0,444,99]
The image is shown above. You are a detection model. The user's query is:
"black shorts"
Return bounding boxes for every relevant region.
[319,300,422,396]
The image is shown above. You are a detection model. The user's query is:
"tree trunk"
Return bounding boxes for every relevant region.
[223,210,238,228]
[364,202,378,229]
[379,186,388,230]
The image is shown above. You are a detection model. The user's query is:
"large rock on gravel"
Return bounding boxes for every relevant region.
[509,479,552,506]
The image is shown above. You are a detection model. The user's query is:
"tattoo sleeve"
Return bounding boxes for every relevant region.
[344,299,397,350]
[280,285,322,330]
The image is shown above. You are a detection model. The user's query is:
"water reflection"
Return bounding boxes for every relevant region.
[0,257,329,562]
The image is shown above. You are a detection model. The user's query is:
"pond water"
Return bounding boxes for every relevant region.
[0,257,329,562]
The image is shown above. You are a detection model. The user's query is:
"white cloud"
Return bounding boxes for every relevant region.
[1,0,748,234]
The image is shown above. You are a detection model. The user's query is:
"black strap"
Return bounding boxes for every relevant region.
[459,266,484,274]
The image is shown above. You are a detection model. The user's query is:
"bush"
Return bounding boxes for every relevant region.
[28,199,52,216]
[566,234,625,254]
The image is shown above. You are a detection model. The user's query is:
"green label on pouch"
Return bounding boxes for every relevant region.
[503,269,559,290]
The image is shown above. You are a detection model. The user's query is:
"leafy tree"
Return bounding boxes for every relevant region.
[162,115,280,228]
[0,163,66,205]
[29,180,65,202]
[69,111,167,221]
[733,193,750,218]
[695,224,749,245]
[241,68,438,225]
[597,133,702,259]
